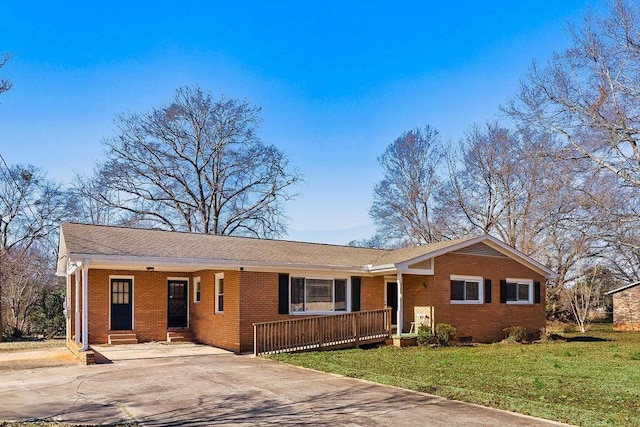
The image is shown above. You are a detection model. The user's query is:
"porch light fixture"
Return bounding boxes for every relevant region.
[146,266,155,272]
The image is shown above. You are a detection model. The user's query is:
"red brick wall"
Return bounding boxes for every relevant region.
[402,253,546,342]
[77,269,191,344]
[188,270,242,352]
[612,286,640,331]
[72,252,547,350]
[360,276,385,310]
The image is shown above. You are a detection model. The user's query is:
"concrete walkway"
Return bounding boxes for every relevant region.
[0,344,571,426]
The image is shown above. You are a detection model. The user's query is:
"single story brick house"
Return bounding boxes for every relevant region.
[57,222,557,353]
[606,281,640,331]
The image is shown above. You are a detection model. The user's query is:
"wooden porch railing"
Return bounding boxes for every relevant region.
[253,308,392,356]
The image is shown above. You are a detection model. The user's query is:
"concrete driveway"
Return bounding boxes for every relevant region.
[0,344,570,426]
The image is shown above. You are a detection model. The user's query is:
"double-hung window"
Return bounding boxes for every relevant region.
[290,277,347,313]
[450,275,483,304]
[194,277,201,303]
[215,273,224,313]
[505,278,533,304]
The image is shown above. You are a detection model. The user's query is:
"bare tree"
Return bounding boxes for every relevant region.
[369,126,445,247]
[506,0,640,252]
[0,158,71,339]
[1,247,56,337]
[567,266,616,332]
[0,52,11,98]
[78,86,300,238]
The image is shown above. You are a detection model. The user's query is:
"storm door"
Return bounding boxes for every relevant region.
[167,280,188,328]
[386,281,398,326]
[111,278,133,330]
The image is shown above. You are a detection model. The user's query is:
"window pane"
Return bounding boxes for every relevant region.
[451,281,464,300]
[518,283,529,301]
[465,281,479,301]
[306,279,333,311]
[506,283,518,301]
[219,278,224,294]
[218,294,224,312]
[335,279,346,311]
[290,278,305,312]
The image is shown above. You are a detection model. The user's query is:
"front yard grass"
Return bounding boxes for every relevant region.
[268,325,640,426]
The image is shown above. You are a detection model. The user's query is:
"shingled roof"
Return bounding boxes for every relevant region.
[57,222,557,278]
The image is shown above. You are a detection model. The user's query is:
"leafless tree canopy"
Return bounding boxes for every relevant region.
[362,1,640,324]
[0,52,11,97]
[369,126,444,247]
[0,159,71,337]
[77,86,300,238]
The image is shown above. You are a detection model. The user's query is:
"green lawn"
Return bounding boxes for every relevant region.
[268,325,640,426]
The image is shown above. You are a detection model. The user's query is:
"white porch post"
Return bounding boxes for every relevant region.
[74,267,81,345]
[65,272,71,343]
[81,259,89,351]
[396,273,403,333]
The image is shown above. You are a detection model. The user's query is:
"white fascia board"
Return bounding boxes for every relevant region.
[480,237,558,279]
[606,281,640,295]
[374,235,558,280]
[396,236,487,269]
[367,263,398,274]
[401,268,434,275]
[65,253,370,275]
[56,229,68,277]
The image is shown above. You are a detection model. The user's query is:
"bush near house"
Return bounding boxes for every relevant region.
[270,324,640,426]
[434,323,456,346]
[503,325,527,342]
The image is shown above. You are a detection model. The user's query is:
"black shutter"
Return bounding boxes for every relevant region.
[484,279,492,303]
[351,276,361,312]
[534,281,541,304]
[500,280,507,304]
[278,273,289,314]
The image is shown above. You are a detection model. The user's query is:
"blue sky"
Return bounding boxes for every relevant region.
[0,1,594,244]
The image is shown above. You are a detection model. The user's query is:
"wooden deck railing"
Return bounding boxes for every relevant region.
[253,308,392,356]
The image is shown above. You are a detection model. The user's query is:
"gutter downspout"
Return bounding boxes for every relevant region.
[80,259,89,352]
[396,273,403,334]
[75,267,81,345]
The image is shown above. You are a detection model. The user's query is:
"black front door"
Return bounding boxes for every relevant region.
[386,282,398,325]
[111,278,132,330]
[168,280,188,328]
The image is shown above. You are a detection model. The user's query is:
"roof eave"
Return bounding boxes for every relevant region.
[606,281,640,295]
[64,253,371,275]
[383,235,558,280]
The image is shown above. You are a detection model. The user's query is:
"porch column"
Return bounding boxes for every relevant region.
[75,267,81,345]
[81,259,89,351]
[396,273,403,333]
[65,271,71,344]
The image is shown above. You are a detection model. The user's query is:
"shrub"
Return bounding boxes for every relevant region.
[435,323,456,346]
[503,326,527,343]
[416,325,435,346]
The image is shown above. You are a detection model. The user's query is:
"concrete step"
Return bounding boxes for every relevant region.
[167,330,193,343]
[109,338,139,345]
[108,333,138,345]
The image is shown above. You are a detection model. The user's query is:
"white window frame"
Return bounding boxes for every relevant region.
[215,273,224,314]
[194,276,201,303]
[289,276,350,315]
[505,278,533,304]
[449,275,483,304]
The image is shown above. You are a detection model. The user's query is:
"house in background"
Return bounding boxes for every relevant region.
[57,222,557,353]
[607,282,640,331]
